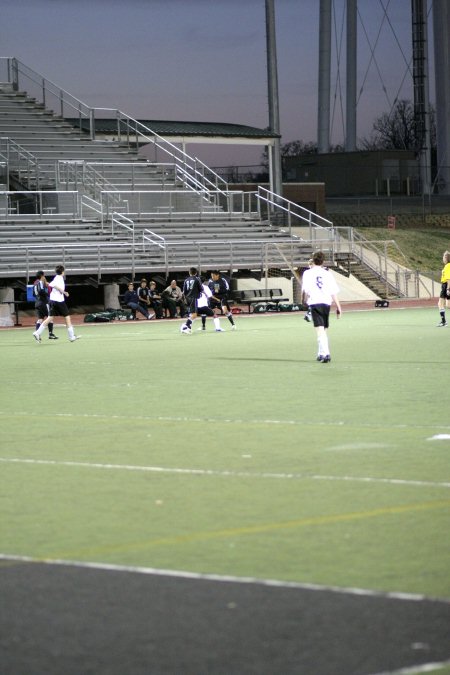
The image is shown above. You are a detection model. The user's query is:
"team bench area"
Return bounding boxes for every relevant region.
[232,288,289,313]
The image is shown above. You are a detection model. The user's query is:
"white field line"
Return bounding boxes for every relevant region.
[1,409,450,431]
[370,660,450,675]
[1,553,449,605]
[1,456,449,489]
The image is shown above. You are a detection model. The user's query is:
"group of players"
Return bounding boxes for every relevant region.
[30,251,450,363]
[31,265,80,343]
[30,265,236,343]
[180,269,236,334]
[29,257,340,362]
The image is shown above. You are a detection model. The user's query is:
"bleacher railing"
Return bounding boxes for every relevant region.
[0,235,305,281]
[0,57,228,203]
[332,227,431,298]
[0,190,79,218]
[99,189,257,221]
[0,137,42,190]
[256,186,333,237]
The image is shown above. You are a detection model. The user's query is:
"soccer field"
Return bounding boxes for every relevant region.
[1,306,449,600]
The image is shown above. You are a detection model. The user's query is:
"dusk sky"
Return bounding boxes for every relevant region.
[1,0,434,167]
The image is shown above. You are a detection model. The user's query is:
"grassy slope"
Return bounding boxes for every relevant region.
[355,227,450,273]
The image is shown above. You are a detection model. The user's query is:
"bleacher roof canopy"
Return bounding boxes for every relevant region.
[66,119,280,147]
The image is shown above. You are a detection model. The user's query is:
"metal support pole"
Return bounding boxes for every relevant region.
[318,0,332,153]
[265,0,283,198]
[411,0,432,194]
[433,0,450,194]
[11,58,19,91]
[345,0,357,151]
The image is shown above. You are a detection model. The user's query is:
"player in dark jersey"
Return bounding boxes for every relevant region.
[33,271,58,339]
[180,267,203,334]
[208,271,236,330]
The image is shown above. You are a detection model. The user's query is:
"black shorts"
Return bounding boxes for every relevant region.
[187,298,198,314]
[211,297,231,310]
[311,303,331,328]
[35,301,49,320]
[440,283,448,299]
[198,305,213,317]
[49,300,70,317]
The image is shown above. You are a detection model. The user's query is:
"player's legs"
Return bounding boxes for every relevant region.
[35,304,44,332]
[58,304,80,341]
[33,314,51,339]
[45,303,57,338]
[311,305,331,362]
[222,300,235,328]
[438,285,448,326]
[136,303,149,319]
[181,299,198,332]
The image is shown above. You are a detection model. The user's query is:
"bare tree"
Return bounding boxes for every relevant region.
[261,139,345,168]
[361,99,436,151]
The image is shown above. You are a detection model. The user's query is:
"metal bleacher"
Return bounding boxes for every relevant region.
[0,57,330,284]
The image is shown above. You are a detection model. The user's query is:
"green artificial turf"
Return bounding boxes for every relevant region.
[1,308,449,598]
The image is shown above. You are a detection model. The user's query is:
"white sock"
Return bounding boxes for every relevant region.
[319,333,330,356]
[317,337,323,357]
[213,317,221,329]
[36,323,46,336]
[68,326,75,339]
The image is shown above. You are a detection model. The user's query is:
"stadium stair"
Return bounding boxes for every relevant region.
[0,75,323,281]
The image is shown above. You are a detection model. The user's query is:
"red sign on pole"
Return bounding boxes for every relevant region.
[387,215,396,230]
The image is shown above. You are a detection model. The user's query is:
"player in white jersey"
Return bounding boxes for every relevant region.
[197,282,224,332]
[32,265,80,343]
[301,251,341,363]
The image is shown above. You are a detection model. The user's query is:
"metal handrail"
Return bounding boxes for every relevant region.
[99,188,259,221]
[0,57,228,200]
[332,227,413,297]
[112,211,134,239]
[256,186,334,237]
[0,189,79,218]
[0,235,305,279]
[142,229,166,249]
[80,195,103,224]
[143,228,168,272]
[0,137,42,190]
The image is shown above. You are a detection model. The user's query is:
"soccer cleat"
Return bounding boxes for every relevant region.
[215,328,225,332]
[48,333,58,340]
[231,324,236,330]
[147,313,155,320]
[69,335,81,342]
[322,355,331,363]
[316,355,323,361]
[181,326,191,334]
[32,331,41,343]
[304,313,312,322]
[197,326,206,331]
[437,321,447,327]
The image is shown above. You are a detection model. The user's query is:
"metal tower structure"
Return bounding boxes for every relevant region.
[345,0,357,151]
[412,0,432,194]
[317,0,449,195]
[433,0,450,194]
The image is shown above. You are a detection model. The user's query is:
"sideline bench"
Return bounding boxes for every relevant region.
[233,288,289,313]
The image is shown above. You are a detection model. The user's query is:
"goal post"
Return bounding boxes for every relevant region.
[262,241,308,304]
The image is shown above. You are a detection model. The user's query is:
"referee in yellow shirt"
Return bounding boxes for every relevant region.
[437,250,450,327]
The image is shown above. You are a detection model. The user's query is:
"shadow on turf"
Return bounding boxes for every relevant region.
[220,356,444,365]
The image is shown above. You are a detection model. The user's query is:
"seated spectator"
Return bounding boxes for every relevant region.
[162,279,187,318]
[148,280,164,318]
[123,282,153,320]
